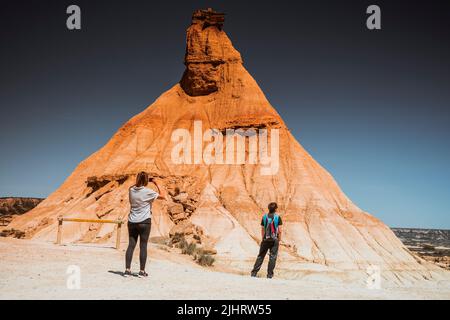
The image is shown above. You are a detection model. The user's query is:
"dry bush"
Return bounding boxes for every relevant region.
[182,242,197,255]
[170,233,215,266]
[195,251,215,266]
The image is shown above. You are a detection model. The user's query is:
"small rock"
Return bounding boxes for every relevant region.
[168,203,184,216]
[173,193,189,202]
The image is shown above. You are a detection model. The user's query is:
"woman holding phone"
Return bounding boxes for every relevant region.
[124,172,167,277]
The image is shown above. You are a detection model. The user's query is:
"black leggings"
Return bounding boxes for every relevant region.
[125,221,151,271]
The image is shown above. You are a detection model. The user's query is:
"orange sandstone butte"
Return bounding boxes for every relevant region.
[6,8,448,283]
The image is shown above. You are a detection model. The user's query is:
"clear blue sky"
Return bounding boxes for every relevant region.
[0,0,449,229]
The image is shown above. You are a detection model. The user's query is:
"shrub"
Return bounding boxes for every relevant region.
[171,233,185,245]
[182,242,197,255]
[176,238,188,250]
[196,252,215,266]
[169,233,215,267]
[171,233,188,250]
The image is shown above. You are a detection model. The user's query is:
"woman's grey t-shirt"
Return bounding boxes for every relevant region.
[128,186,159,223]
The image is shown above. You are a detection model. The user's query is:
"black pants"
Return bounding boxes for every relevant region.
[251,239,279,278]
[125,221,151,271]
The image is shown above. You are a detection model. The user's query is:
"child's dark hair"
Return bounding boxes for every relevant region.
[268,202,278,213]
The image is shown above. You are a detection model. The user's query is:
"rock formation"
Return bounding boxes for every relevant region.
[5,8,448,283]
[0,197,44,226]
[0,197,43,216]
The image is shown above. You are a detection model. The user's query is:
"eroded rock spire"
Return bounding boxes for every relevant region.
[180,8,242,96]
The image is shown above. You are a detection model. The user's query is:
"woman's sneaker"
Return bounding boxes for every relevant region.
[138,271,148,278]
[123,270,132,277]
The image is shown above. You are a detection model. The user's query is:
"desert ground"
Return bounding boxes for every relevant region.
[1,238,449,300]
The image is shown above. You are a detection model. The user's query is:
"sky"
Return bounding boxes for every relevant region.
[0,0,449,229]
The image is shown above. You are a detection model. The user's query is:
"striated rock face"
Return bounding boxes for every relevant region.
[5,9,449,283]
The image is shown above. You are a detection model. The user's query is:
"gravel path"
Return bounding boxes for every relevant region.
[1,238,449,300]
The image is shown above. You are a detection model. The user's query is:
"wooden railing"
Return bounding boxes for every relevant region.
[56,216,124,249]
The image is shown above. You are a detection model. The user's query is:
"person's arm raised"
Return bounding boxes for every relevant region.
[152,178,168,201]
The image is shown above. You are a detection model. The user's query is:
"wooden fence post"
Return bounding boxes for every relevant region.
[55,217,122,249]
[116,221,122,250]
[56,216,63,245]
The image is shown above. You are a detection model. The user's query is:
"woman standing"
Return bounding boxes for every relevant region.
[124,172,166,277]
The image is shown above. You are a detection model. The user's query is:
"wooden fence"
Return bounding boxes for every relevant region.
[56,216,123,249]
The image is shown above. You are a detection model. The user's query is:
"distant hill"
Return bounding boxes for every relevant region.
[392,228,450,270]
[0,197,44,226]
[0,197,44,216]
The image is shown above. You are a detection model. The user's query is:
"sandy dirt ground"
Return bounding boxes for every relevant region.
[1,238,449,300]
